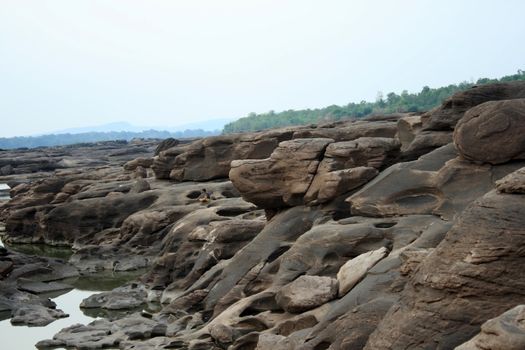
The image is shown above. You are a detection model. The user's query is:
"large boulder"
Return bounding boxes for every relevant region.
[403,82,525,159]
[231,136,400,208]
[229,138,333,208]
[454,99,525,164]
[304,137,399,204]
[423,81,525,131]
[153,129,295,181]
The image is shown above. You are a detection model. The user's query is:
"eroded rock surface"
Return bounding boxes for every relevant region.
[2,81,525,349]
[230,138,333,208]
[365,167,525,349]
[456,305,525,350]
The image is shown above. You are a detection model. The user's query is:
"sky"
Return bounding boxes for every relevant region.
[1,0,524,137]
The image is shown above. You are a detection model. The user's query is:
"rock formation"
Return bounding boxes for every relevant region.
[1,82,525,349]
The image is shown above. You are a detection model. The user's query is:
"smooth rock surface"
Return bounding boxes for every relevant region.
[337,246,389,296]
[454,98,525,164]
[275,275,338,313]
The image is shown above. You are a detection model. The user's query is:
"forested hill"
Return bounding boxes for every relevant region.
[223,70,525,133]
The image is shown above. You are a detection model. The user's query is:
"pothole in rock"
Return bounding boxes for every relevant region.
[374,222,397,229]
[216,207,251,217]
[186,190,202,199]
[221,190,239,198]
[267,246,290,263]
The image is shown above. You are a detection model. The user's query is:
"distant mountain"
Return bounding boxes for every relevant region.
[0,129,220,150]
[0,117,237,149]
[53,118,235,135]
[53,122,147,134]
[169,118,235,132]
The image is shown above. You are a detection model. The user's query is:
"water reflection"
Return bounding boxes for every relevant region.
[0,289,98,349]
[66,270,146,291]
[0,236,149,349]
[3,243,73,260]
[0,183,10,202]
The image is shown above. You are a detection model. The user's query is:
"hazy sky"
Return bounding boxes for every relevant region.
[1,0,524,137]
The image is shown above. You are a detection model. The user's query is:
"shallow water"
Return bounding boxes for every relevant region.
[0,289,98,349]
[0,237,146,349]
[0,183,9,201]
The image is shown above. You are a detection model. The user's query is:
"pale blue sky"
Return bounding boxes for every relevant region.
[1,0,524,137]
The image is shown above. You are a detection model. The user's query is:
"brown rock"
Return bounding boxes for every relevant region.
[364,173,525,349]
[496,166,525,194]
[455,305,525,350]
[292,120,398,141]
[454,99,525,164]
[401,130,453,160]
[348,144,525,220]
[154,138,180,155]
[397,115,422,151]
[130,179,150,194]
[153,129,295,181]
[320,137,400,170]
[303,137,399,204]
[51,192,70,204]
[423,81,525,131]
[304,167,378,205]
[123,157,154,171]
[229,138,333,208]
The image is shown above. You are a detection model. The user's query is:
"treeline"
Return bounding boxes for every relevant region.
[0,129,219,149]
[223,70,525,133]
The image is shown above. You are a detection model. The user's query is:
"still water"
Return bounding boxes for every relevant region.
[0,240,145,349]
[0,183,9,201]
[0,289,98,350]
[0,185,147,349]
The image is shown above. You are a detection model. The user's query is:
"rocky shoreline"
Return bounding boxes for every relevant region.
[1,81,525,349]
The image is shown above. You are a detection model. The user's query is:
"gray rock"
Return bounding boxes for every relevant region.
[276,275,338,313]
[130,178,151,193]
[17,279,73,294]
[80,284,147,310]
[11,304,68,326]
[455,305,525,350]
[337,247,389,296]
